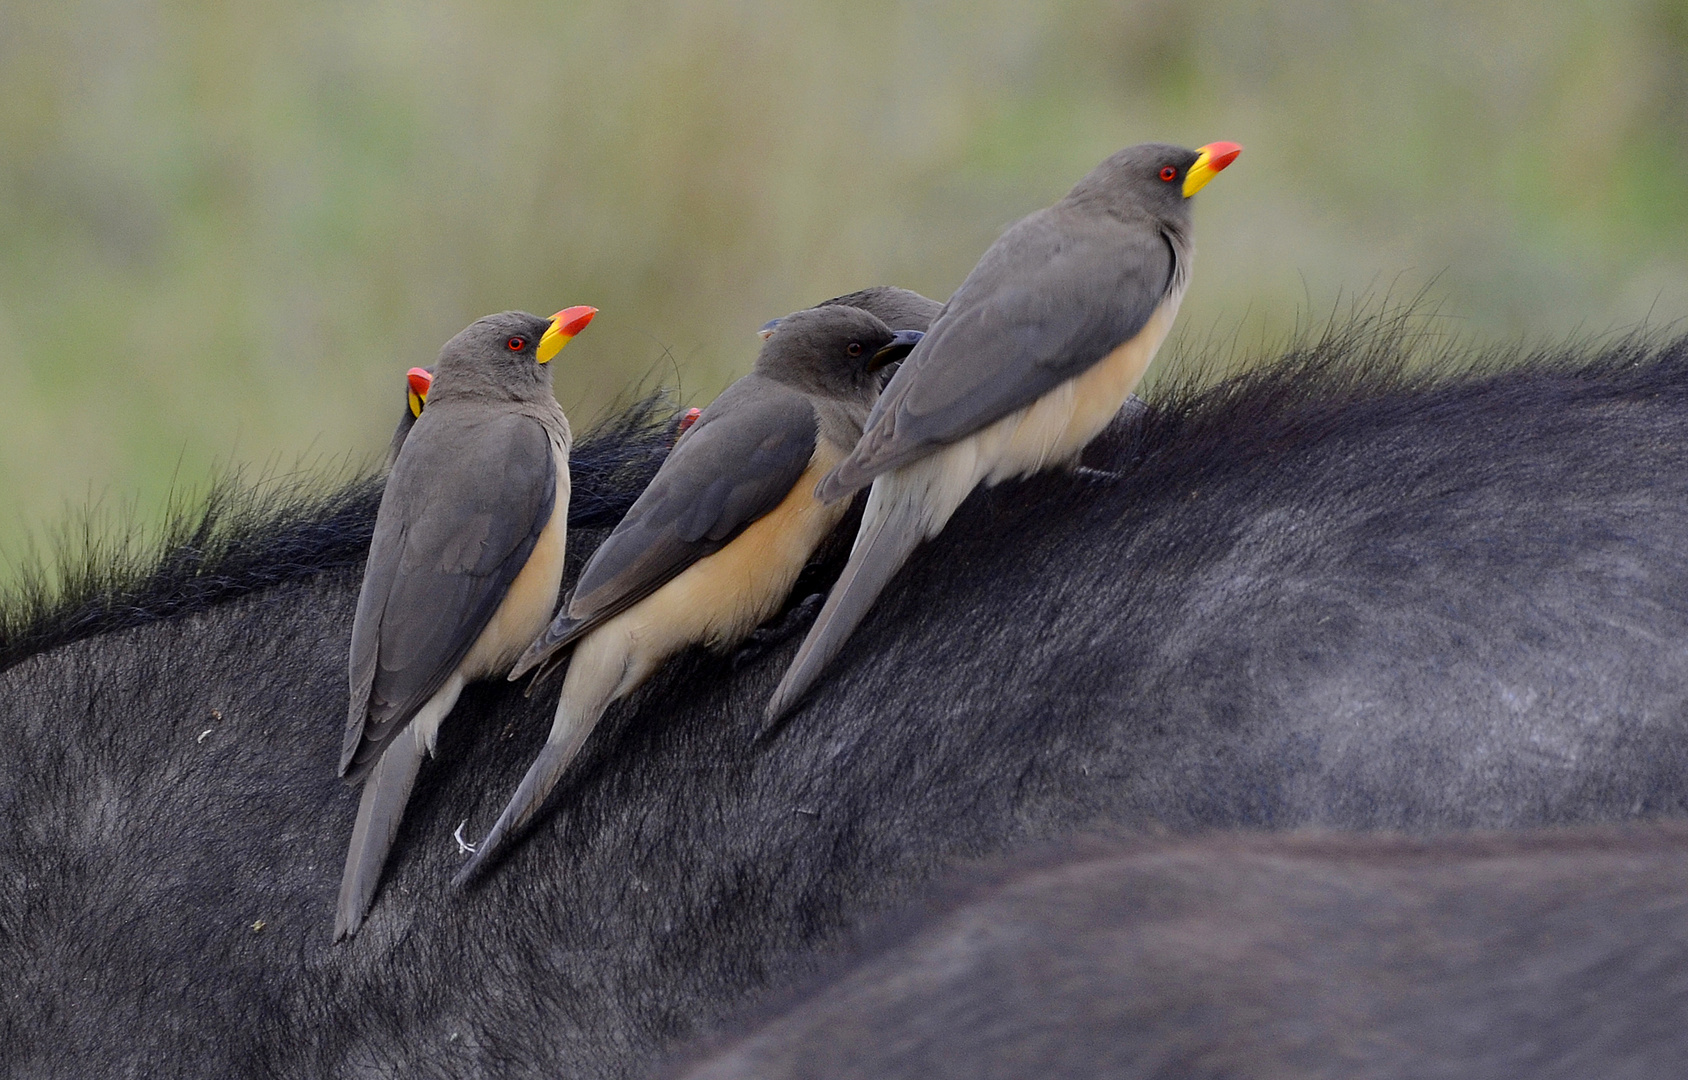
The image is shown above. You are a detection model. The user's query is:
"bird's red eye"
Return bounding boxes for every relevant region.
[847,342,864,357]
[507,336,527,351]
[1159,166,1178,182]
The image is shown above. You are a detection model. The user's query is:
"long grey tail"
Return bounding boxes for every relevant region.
[452,698,606,887]
[764,489,927,723]
[334,735,425,941]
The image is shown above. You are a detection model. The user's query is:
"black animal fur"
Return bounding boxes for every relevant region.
[0,394,677,676]
[5,324,1688,1077]
[660,825,1688,1080]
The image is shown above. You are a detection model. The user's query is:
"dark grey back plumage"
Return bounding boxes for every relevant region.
[816,287,942,333]
[513,305,911,681]
[818,144,1199,499]
[385,404,417,471]
[342,312,562,777]
[530,376,819,660]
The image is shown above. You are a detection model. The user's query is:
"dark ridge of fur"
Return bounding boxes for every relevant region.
[658,824,1688,1079]
[3,313,1679,676]
[0,393,679,675]
[1124,306,1685,481]
[568,391,688,528]
[687,817,1688,1062]
[0,472,386,677]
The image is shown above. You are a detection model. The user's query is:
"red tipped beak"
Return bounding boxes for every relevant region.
[406,367,432,400]
[1183,141,1242,197]
[555,306,598,338]
[1204,141,1242,172]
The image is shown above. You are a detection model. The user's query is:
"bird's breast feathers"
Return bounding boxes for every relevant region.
[457,441,571,678]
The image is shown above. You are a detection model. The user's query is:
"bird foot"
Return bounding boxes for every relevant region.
[732,592,826,670]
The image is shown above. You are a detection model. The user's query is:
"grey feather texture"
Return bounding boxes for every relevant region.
[472,305,919,882]
[841,215,1172,482]
[509,304,917,687]
[761,286,942,339]
[336,309,573,940]
[818,143,1198,502]
[334,728,425,940]
[342,406,557,776]
[510,379,817,684]
[777,143,1226,720]
[814,286,943,333]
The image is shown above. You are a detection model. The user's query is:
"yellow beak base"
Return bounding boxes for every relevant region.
[1182,141,1242,198]
[406,367,431,417]
[537,305,598,364]
[536,323,569,365]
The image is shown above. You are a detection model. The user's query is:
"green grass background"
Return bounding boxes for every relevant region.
[1,0,1685,573]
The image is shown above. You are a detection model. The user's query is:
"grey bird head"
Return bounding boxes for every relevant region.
[427,310,581,406]
[1062,141,1242,233]
[754,305,924,406]
[383,367,433,469]
[759,286,944,340]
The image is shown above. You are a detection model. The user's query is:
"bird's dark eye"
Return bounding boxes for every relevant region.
[1159,166,1178,182]
[846,342,864,357]
[506,336,527,351]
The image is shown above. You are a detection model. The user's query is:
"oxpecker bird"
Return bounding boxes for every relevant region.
[760,285,943,339]
[383,366,434,468]
[766,141,1241,720]
[451,304,924,883]
[336,305,596,940]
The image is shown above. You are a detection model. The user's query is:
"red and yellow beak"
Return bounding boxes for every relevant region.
[406,367,432,418]
[1182,141,1241,198]
[537,305,598,364]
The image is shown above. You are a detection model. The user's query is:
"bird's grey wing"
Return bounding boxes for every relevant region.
[510,379,817,678]
[830,211,1174,488]
[818,286,944,332]
[384,406,417,471]
[341,410,557,776]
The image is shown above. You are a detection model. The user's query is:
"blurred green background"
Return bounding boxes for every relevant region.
[2,0,1686,572]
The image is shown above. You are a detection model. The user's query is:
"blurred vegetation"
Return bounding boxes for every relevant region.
[1,0,1686,573]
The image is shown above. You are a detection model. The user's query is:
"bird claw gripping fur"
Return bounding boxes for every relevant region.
[732,592,827,672]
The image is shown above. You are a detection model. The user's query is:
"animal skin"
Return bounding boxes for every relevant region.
[660,826,1688,1080]
[4,328,1688,1076]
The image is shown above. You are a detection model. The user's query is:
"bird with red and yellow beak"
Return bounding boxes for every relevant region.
[768,141,1241,720]
[383,366,435,469]
[450,302,925,885]
[335,305,594,940]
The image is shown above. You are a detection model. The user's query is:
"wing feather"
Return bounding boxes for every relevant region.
[341,408,558,775]
[829,208,1174,488]
[510,377,816,680]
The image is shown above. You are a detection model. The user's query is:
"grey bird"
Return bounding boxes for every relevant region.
[765,141,1242,720]
[451,304,924,884]
[760,285,943,339]
[383,366,433,469]
[335,305,596,940]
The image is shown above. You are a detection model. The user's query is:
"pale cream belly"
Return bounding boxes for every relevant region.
[460,449,572,678]
[981,286,1184,485]
[573,445,848,701]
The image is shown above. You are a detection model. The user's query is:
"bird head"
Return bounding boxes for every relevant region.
[430,307,596,403]
[758,286,943,340]
[754,304,923,403]
[1066,141,1241,227]
[405,367,433,418]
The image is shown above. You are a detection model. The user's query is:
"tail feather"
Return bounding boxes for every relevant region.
[452,696,607,887]
[334,736,426,941]
[764,496,926,723]
[507,614,583,681]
